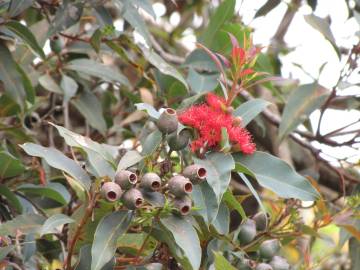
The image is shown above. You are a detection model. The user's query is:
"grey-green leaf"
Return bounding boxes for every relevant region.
[91,211,133,270]
[254,0,281,18]
[234,151,320,201]
[5,21,45,59]
[211,201,230,235]
[17,183,71,205]
[192,181,219,224]
[141,130,162,156]
[0,245,14,261]
[194,152,235,204]
[0,185,22,213]
[160,215,201,270]
[75,245,115,270]
[65,59,130,87]
[61,74,78,103]
[135,103,160,119]
[214,252,237,270]
[38,74,63,94]
[20,143,91,190]
[117,150,143,171]
[234,99,271,126]
[187,68,219,93]
[278,83,328,141]
[0,214,46,236]
[8,0,32,17]
[40,214,74,236]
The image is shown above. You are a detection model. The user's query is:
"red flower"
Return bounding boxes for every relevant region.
[178,93,256,154]
[232,46,246,67]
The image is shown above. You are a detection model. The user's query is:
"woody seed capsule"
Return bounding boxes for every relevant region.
[167,129,192,151]
[121,188,144,210]
[168,175,193,197]
[259,239,280,259]
[238,219,257,245]
[115,170,138,190]
[101,182,122,202]
[172,196,192,216]
[140,172,161,192]
[256,263,273,270]
[156,108,178,134]
[182,164,207,185]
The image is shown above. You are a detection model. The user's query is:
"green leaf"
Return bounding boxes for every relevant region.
[278,83,328,141]
[222,189,246,220]
[237,172,266,213]
[159,215,201,270]
[199,0,236,47]
[211,201,230,235]
[304,14,339,57]
[91,211,133,270]
[307,0,318,11]
[194,152,235,203]
[140,47,188,90]
[17,183,71,205]
[65,59,130,87]
[0,42,27,108]
[254,0,281,18]
[0,150,25,178]
[49,3,83,35]
[8,0,32,17]
[183,49,218,72]
[40,214,74,236]
[214,252,237,270]
[0,185,22,213]
[131,0,156,19]
[75,244,115,270]
[234,99,271,126]
[90,28,103,53]
[117,150,143,171]
[72,90,108,135]
[192,181,219,224]
[61,74,78,103]
[0,94,20,117]
[135,103,160,119]
[141,129,162,156]
[5,21,45,59]
[234,151,320,201]
[0,245,14,261]
[15,61,35,104]
[187,68,219,93]
[51,123,117,177]
[220,127,231,153]
[0,214,46,236]
[38,74,63,94]
[20,143,91,190]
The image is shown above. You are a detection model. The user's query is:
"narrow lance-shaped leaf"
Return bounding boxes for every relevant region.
[0,185,22,213]
[40,214,74,236]
[117,150,143,171]
[0,214,46,236]
[192,181,219,224]
[20,143,91,190]
[214,252,237,270]
[234,151,320,201]
[234,99,271,126]
[0,151,25,178]
[91,211,133,270]
[17,183,71,205]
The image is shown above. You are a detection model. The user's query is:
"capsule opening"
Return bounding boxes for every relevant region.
[135,198,143,207]
[197,167,207,178]
[181,205,190,215]
[129,173,137,183]
[151,181,161,190]
[166,108,176,115]
[184,182,193,193]
[107,191,117,201]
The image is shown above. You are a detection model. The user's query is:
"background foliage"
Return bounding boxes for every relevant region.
[0,0,359,270]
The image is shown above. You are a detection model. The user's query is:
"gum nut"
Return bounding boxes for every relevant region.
[156,108,178,134]
[259,239,280,260]
[238,219,257,245]
[115,170,138,190]
[140,172,161,191]
[269,256,290,270]
[256,263,273,270]
[122,188,144,210]
[236,258,252,270]
[101,182,122,202]
[168,175,193,197]
[173,196,192,215]
[253,212,268,231]
[167,129,192,151]
[182,164,207,184]
[50,35,64,53]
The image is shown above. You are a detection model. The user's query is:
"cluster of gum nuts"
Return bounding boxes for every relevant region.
[237,213,291,270]
[100,108,207,215]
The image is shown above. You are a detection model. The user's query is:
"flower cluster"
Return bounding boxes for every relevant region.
[178,93,256,154]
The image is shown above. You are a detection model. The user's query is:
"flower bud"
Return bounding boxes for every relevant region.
[226,106,234,114]
[259,239,280,260]
[269,256,290,270]
[233,116,243,127]
[167,129,192,151]
[50,35,64,54]
[156,108,178,134]
[140,172,161,192]
[253,212,268,231]
[238,219,257,245]
[172,196,192,216]
[121,188,144,210]
[115,170,138,190]
[168,175,193,197]
[182,164,207,185]
[256,263,273,270]
[101,182,122,202]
